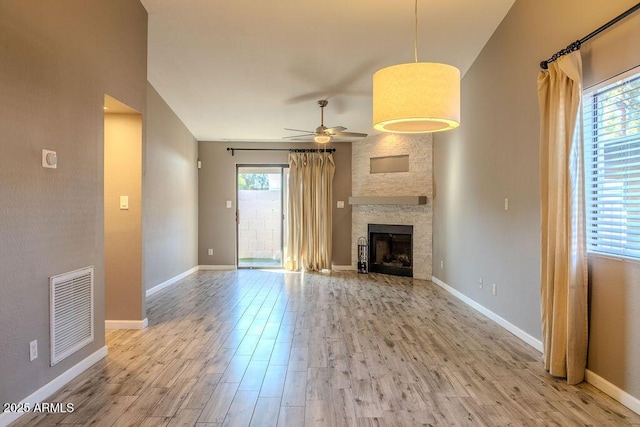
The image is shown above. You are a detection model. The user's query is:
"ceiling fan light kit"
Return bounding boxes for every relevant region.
[372,0,460,134]
[314,134,332,144]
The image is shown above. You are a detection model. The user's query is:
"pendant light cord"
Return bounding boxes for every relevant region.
[414,0,418,62]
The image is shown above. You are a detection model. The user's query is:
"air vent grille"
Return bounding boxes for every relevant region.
[50,266,94,366]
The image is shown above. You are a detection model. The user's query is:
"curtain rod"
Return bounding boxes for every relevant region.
[540,3,640,70]
[226,147,335,156]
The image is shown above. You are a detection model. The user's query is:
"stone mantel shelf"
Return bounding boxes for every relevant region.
[348,196,427,206]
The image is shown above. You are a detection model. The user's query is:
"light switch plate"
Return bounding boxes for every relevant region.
[226,200,232,208]
[337,201,345,208]
[120,196,129,210]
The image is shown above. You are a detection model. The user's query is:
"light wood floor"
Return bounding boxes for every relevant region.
[12,270,640,426]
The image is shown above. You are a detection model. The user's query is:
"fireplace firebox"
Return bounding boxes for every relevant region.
[368,224,413,277]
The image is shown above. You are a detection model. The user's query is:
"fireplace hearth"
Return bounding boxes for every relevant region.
[368,224,413,277]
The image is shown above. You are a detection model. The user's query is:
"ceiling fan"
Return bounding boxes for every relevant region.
[284,100,368,143]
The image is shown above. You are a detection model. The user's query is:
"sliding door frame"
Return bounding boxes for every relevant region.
[236,164,289,269]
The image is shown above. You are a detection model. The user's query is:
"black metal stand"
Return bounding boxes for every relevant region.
[357,237,368,274]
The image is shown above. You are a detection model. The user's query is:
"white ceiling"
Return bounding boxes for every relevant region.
[141,0,515,142]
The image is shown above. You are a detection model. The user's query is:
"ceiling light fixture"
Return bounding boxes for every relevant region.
[314,134,332,144]
[373,0,460,133]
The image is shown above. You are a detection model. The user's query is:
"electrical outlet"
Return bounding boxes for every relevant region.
[208,249,213,255]
[29,340,38,361]
[479,279,483,289]
[440,260,444,269]
[492,283,498,296]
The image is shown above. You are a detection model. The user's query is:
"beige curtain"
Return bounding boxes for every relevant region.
[537,51,588,385]
[285,152,335,271]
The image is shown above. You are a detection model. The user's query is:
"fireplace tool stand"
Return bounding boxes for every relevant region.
[357,237,368,274]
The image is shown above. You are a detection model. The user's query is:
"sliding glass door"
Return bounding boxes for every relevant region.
[237,165,288,268]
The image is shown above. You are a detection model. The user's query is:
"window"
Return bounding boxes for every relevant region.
[583,68,640,259]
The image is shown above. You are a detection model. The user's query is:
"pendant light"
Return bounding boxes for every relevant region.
[373,0,460,133]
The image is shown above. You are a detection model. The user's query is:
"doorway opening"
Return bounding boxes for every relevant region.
[236,165,289,268]
[104,94,144,328]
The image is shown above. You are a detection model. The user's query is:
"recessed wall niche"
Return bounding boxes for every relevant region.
[370,154,410,174]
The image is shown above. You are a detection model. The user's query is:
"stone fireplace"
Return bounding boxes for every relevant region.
[350,133,432,280]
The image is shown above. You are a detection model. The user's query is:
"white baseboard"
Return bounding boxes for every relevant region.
[105,318,148,330]
[146,266,199,297]
[198,265,237,271]
[431,276,543,352]
[585,370,640,415]
[0,346,108,427]
[331,265,355,271]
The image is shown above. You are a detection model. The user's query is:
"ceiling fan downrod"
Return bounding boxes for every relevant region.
[318,99,328,130]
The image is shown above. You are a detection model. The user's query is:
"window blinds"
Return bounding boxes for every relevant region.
[583,70,640,258]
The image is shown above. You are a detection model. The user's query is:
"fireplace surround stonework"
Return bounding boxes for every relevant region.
[351,134,433,280]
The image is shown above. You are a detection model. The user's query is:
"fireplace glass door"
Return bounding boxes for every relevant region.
[368,224,413,277]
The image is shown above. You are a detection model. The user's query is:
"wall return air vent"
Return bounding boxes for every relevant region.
[50,266,94,366]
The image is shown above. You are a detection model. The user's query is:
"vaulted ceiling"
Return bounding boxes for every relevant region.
[141,0,515,142]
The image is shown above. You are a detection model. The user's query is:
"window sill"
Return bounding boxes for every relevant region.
[588,251,640,265]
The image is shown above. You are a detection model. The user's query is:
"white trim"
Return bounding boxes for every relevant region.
[0,346,107,427]
[585,370,640,415]
[431,276,543,352]
[588,251,640,266]
[105,318,148,330]
[198,265,237,271]
[331,265,355,271]
[146,266,199,297]
[585,64,640,91]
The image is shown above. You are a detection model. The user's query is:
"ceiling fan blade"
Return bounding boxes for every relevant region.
[284,91,328,104]
[332,131,368,138]
[285,128,315,133]
[324,126,346,133]
[283,134,315,139]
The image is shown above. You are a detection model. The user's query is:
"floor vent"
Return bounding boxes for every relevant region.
[50,266,94,366]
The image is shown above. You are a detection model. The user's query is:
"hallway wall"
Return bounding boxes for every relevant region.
[0,0,147,405]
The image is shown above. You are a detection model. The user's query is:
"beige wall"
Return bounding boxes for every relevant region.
[105,113,143,321]
[198,141,352,266]
[434,0,640,401]
[0,0,147,405]
[144,83,199,290]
